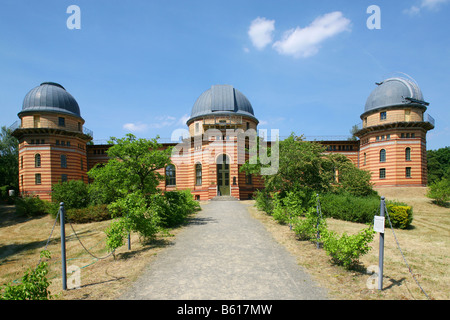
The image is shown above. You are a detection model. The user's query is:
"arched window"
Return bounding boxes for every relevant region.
[35,154,41,168]
[195,163,202,186]
[61,155,67,168]
[166,164,176,186]
[405,147,411,161]
[363,153,367,166]
[380,149,386,163]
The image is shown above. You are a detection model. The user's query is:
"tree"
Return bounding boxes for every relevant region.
[88,134,172,203]
[427,147,450,184]
[241,133,333,194]
[0,126,19,189]
[328,154,375,197]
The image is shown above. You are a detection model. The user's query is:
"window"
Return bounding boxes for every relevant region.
[56,140,60,145]
[379,168,386,179]
[61,174,68,182]
[246,173,253,185]
[35,173,41,185]
[195,163,202,185]
[33,115,40,128]
[21,156,23,169]
[61,155,67,168]
[35,154,41,168]
[195,122,199,134]
[363,153,367,166]
[405,147,411,161]
[81,159,83,170]
[246,122,250,130]
[406,167,411,178]
[165,164,176,186]
[78,122,81,131]
[380,111,387,120]
[380,149,386,163]
[58,117,65,127]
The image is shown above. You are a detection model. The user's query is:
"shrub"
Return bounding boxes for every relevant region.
[65,205,111,224]
[321,227,375,269]
[272,193,289,224]
[107,191,160,251]
[319,192,380,224]
[15,195,49,217]
[51,180,90,209]
[427,177,450,206]
[292,207,327,242]
[254,189,274,215]
[0,251,51,300]
[386,204,413,229]
[150,190,200,228]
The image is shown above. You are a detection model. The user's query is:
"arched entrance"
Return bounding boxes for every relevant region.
[217,154,230,196]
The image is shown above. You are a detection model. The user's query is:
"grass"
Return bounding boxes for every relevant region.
[0,202,205,300]
[244,187,449,300]
[0,188,448,300]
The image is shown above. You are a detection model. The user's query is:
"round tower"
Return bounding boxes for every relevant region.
[12,82,92,200]
[355,75,434,187]
[182,84,260,200]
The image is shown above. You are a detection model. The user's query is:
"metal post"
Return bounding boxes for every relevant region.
[378,196,385,291]
[316,194,321,249]
[60,202,67,291]
[128,232,131,250]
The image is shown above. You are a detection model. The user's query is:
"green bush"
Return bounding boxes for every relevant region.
[65,205,111,224]
[15,195,49,217]
[150,190,200,228]
[254,189,274,215]
[427,176,450,206]
[0,251,51,300]
[51,180,90,209]
[386,204,413,229]
[292,207,327,242]
[106,192,160,252]
[319,192,380,224]
[321,227,375,269]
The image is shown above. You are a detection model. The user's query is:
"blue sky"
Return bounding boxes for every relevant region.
[0,0,448,150]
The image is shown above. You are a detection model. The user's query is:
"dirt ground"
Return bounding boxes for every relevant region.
[0,189,448,300]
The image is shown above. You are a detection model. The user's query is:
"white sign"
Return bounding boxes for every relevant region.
[374,216,385,233]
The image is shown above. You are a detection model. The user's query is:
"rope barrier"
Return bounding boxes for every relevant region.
[67,219,115,260]
[383,204,430,300]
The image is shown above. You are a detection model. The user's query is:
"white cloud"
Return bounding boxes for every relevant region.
[248,17,275,50]
[272,11,351,58]
[177,114,190,126]
[404,0,449,15]
[123,122,148,132]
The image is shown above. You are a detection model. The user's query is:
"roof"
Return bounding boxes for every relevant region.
[363,77,428,115]
[19,82,82,120]
[187,85,257,124]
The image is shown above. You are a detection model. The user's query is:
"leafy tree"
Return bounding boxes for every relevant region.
[328,154,375,197]
[427,168,450,206]
[0,126,19,189]
[88,134,172,203]
[427,147,450,184]
[241,133,332,195]
[51,180,90,209]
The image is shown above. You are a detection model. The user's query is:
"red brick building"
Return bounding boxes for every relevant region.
[11,77,434,201]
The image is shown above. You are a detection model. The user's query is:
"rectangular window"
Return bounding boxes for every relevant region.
[61,174,68,182]
[33,115,40,128]
[379,168,386,179]
[406,167,412,178]
[61,155,67,168]
[380,112,387,120]
[195,122,199,134]
[58,117,65,127]
[246,174,253,185]
[35,173,41,185]
[56,140,60,145]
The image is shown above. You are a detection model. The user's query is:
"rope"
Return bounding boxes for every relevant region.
[67,220,115,260]
[36,211,60,267]
[384,204,430,300]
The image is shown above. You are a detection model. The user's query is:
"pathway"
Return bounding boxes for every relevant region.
[119,200,328,300]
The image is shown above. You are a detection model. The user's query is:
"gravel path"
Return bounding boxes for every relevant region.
[119,200,328,300]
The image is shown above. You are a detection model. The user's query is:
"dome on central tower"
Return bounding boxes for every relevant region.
[187,85,257,124]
